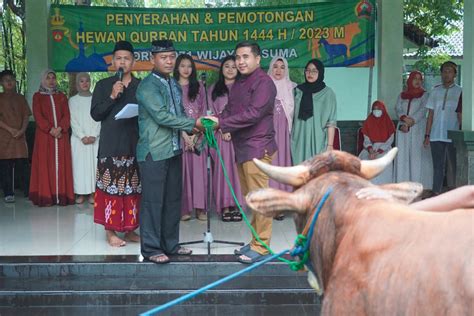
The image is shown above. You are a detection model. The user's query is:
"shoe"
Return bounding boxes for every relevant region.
[231,210,243,222]
[175,247,193,255]
[147,254,170,264]
[88,195,95,204]
[237,249,271,264]
[196,211,207,221]
[234,244,251,255]
[181,214,192,221]
[274,214,285,221]
[222,211,232,222]
[4,195,15,203]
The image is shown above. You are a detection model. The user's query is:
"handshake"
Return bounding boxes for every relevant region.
[192,116,219,134]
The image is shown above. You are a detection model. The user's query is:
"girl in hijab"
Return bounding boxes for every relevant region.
[69,73,101,204]
[291,59,337,165]
[394,71,433,189]
[268,56,297,220]
[359,100,396,184]
[29,69,75,206]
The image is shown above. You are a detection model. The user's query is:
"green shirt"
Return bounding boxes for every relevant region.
[136,73,195,162]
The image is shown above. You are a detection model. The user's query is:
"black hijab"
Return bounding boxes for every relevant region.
[297,59,326,120]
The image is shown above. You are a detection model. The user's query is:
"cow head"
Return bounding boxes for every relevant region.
[247,148,421,218]
[246,148,422,292]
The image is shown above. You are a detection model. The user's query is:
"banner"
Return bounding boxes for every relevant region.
[49,1,375,72]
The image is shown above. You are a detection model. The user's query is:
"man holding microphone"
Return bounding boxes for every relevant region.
[91,40,142,247]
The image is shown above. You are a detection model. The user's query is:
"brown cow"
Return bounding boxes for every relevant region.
[247,148,474,315]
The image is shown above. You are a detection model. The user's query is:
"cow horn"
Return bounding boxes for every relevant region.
[253,158,310,186]
[360,147,398,179]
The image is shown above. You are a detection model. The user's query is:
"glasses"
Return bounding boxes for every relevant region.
[305,69,318,74]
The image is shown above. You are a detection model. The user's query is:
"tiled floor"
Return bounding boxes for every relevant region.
[0,194,297,257]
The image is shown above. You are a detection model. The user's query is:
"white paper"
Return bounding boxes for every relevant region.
[114,103,139,120]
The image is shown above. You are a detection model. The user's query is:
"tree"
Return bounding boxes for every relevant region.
[0,0,26,93]
[404,0,463,37]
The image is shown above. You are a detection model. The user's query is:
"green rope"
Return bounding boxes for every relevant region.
[199,118,309,271]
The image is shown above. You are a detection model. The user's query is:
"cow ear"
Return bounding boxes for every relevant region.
[356,182,423,204]
[246,188,311,216]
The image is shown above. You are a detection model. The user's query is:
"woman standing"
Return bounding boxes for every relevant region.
[291,59,337,165]
[394,71,433,190]
[174,54,207,221]
[209,55,244,222]
[69,73,101,204]
[267,56,296,220]
[359,100,396,185]
[29,69,75,206]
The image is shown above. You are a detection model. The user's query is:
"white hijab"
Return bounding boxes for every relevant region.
[267,56,297,131]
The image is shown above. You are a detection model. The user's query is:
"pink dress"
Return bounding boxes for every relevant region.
[269,99,293,192]
[208,83,244,214]
[181,83,208,215]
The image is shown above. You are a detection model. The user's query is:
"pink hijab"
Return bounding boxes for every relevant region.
[267,56,297,131]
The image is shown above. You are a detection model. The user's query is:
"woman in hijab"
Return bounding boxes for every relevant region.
[268,56,297,220]
[69,73,101,204]
[291,59,337,165]
[29,69,75,206]
[394,71,433,190]
[359,100,396,184]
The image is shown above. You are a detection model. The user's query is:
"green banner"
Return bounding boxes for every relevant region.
[50,1,375,72]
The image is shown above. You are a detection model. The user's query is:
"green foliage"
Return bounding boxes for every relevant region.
[0,2,26,93]
[412,52,451,74]
[404,0,463,38]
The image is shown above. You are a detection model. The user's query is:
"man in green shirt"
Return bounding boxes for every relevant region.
[136,40,203,263]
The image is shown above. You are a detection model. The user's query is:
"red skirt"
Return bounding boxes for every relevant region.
[93,156,141,232]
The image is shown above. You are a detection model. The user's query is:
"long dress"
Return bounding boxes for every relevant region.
[208,83,244,214]
[359,134,394,185]
[394,93,433,189]
[29,92,75,206]
[291,86,337,165]
[69,94,101,195]
[269,99,293,192]
[181,83,208,215]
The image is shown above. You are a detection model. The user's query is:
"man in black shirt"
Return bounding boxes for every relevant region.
[91,41,141,247]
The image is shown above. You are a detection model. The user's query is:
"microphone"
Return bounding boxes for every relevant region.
[116,67,124,98]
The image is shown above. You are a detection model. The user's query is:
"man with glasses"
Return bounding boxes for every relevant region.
[136,40,204,264]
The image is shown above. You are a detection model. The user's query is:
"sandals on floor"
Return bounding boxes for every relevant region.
[147,254,170,264]
[234,244,250,255]
[231,210,242,222]
[237,249,271,264]
[176,247,193,255]
[222,211,232,222]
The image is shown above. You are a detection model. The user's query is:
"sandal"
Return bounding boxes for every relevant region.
[231,210,242,222]
[274,213,285,221]
[234,243,250,255]
[238,249,271,264]
[176,247,193,255]
[222,211,232,222]
[147,254,170,264]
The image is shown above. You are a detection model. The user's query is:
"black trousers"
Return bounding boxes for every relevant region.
[0,158,29,196]
[0,159,14,196]
[430,141,456,194]
[139,154,182,258]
